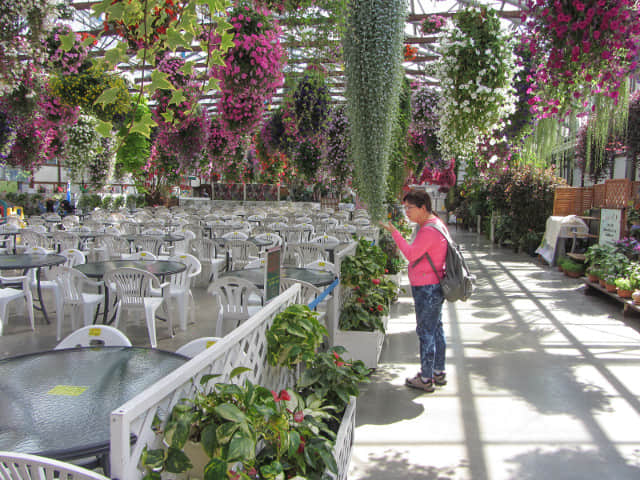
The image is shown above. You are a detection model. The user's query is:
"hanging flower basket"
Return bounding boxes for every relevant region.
[523,0,640,119]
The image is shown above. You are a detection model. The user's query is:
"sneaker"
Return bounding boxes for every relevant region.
[405,374,435,393]
[433,372,447,386]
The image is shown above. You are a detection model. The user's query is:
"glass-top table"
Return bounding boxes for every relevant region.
[0,346,187,461]
[0,254,67,323]
[221,266,336,289]
[74,259,186,279]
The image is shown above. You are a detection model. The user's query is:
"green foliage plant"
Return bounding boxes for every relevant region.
[615,277,633,291]
[561,258,585,275]
[141,369,339,479]
[584,244,616,269]
[90,0,234,145]
[339,238,397,332]
[297,346,370,415]
[266,304,328,369]
[342,0,406,220]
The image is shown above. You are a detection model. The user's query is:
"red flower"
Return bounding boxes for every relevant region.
[372,278,380,285]
[356,297,364,303]
[336,361,345,367]
[297,437,306,454]
[333,351,340,360]
[271,390,279,402]
[279,389,291,401]
[293,411,304,423]
[377,305,384,312]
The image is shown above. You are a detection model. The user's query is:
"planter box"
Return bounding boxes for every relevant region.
[334,316,388,369]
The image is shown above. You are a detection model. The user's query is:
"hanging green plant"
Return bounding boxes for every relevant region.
[88,136,116,191]
[115,104,150,182]
[342,0,406,220]
[387,76,411,201]
[48,63,133,123]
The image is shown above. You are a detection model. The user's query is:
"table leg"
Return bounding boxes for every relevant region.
[34,267,51,324]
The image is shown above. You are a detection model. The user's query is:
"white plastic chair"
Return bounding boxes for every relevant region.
[55,324,131,349]
[175,336,221,358]
[50,265,105,341]
[0,451,110,480]
[304,259,338,274]
[127,251,157,261]
[59,248,86,266]
[52,231,80,252]
[103,267,169,348]
[224,239,259,270]
[221,230,249,241]
[310,234,340,249]
[253,232,283,248]
[160,254,202,331]
[293,243,327,265]
[279,277,328,318]
[190,238,226,283]
[0,274,34,336]
[132,236,162,256]
[244,257,266,269]
[207,276,263,337]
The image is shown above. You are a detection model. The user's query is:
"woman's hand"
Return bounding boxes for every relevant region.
[379,221,394,233]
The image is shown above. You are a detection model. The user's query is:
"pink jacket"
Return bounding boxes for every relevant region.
[391,217,448,286]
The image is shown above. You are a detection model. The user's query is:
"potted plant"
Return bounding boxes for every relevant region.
[585,266,600,283]
[604,275,618,293]
[336,239,398,368]
[141,369,339,479]
[266,304,327,369]
[615,277,633,299]
[561,258,585,278]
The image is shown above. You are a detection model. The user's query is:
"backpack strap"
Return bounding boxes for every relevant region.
[410,223,450,281]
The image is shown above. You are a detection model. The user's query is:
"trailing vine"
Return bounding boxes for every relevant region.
[343,0,406,220]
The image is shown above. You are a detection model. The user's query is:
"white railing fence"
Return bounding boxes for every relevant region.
[109,285,301,480]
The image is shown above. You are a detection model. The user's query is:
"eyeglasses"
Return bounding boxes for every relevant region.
[404,205,418,211]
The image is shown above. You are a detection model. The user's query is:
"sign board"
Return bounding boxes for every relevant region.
[599,208,622,246]
[264,247,281,302]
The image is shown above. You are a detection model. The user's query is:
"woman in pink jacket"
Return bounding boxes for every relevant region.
[381,190,448,392]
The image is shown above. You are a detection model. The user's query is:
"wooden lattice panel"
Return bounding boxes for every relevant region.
[593,183,606,208]
[577,187,593,214]
[553,187,578,216]
[604,179,631,208]
[632,181,640,206]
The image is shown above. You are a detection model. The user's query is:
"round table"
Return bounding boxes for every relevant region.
[0,253,66,271]
[75,259,187,279]
[0,254,67,323]
[221,266,336,289]
[75,260,187,323]
[0,346,187,461]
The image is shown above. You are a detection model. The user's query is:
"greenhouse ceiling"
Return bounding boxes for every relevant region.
[69,0,525,114]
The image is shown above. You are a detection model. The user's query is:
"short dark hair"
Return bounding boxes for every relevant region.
[402,190,433,213]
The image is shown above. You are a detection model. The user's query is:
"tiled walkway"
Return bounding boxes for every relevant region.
[349,231,640,480]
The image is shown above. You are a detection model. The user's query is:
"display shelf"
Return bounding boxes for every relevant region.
[583,279,640,316]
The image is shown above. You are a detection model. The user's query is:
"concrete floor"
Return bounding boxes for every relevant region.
[2,230,640,479]
[349,231,640,480]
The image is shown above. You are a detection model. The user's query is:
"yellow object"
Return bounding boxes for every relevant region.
[7,206,24,219]
[47,385,88,396]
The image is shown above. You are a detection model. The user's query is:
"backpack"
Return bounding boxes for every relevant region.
[412,223,476,302]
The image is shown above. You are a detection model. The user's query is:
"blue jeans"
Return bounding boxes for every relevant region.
[412,284,445,379]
